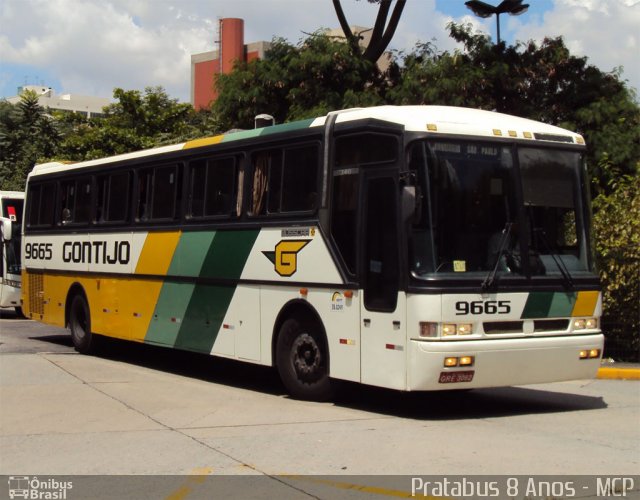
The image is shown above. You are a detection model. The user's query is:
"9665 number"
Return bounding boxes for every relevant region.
[455,300,511,315]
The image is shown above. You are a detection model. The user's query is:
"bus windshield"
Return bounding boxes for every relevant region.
[408,139,592,280]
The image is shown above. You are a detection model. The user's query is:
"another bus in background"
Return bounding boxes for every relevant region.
[0,191,24,316]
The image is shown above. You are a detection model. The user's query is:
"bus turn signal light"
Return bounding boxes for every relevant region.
[579,349,601,359]
[444,356,475,367]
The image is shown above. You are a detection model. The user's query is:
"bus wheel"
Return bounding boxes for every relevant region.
[69,293,96,354]
[276,317,333,401]
[14,306,26,318]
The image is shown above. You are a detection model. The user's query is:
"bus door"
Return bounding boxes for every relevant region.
[359,172,407,390]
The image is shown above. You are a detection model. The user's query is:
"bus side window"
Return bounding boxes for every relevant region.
[136,169,152,221]
[28,183,56,228]
[96,172,130,224]
[250,151,277,216]
[281,144,319,212]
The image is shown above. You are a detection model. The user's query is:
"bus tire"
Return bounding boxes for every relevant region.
[69,293,97,354]
[276,317,333,401]
[14,306,25,318]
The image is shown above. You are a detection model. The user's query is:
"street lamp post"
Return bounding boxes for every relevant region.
[464,0,529,44]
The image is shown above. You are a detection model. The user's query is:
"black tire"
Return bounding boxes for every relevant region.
[14,306,26,318]
[276,317,333,401]
[69,293,97,354]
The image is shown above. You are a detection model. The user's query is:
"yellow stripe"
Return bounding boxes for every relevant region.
[135,231,181,275]
[165,467,213,500]
[183,135,224,149]
[571,291,599,316]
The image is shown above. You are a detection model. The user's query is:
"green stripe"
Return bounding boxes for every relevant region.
[173,284,235,353]
[521,291,579,319]
[548,292,577,317]
[199,229,259,280]
[220,118,316,143]
[172,229,259,353]
[145,282,196,346]
[521,292,554,319]
[167,231,216,277]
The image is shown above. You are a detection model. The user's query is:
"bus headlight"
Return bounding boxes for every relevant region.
[442,324,457,336]
[574,318,598,330]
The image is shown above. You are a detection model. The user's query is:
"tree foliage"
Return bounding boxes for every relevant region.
[390,23,640,194]
[592,163,640,360]
[58,86,218,161]
[213,35,386,130]
[0,90,60,190]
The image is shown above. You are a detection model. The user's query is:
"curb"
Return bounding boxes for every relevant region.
[597,366,640,380]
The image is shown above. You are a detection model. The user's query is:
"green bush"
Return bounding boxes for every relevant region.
[592,165,640,361]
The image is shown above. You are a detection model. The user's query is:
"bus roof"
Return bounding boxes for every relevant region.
[29,105,584,178]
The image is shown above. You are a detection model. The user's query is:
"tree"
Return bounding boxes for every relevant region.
[332,0,406,64]
[592,164,640,361]
[213,35,387,130]
[58,86,218,161]
[0,91,60,190]
[390,23,640,194]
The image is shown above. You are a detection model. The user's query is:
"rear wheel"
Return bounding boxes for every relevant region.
[69,293,97,354]
[276,317,333,401]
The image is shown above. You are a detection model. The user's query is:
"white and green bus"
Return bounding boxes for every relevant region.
[1,191,24,316]
[21,106,603,400]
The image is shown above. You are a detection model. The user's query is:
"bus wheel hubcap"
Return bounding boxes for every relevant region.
[292,333,320,376]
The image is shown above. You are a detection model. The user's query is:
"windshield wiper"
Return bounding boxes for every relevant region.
[533,228,574,289]
[482,222,513,291]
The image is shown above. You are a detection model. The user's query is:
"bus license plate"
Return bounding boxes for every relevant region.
[439,371,474,384]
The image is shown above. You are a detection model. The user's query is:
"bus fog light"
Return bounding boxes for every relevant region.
[444,357,458,367]
[585,318,598,329]
[574,319,586,330]
[442,324,456,336]
[419,322,438,338]
[589,349,601,359]
[459,355,474,366]
[579,350,589,359]
[457,324,472,335]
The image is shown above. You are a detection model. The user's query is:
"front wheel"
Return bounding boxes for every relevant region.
[69,293,97,354]
[276,317,333,401]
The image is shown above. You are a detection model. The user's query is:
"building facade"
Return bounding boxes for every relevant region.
[6,85,110,118]
[190,18,271,111]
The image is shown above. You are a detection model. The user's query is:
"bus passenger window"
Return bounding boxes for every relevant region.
[96,172,130,223]
[136,169,152,221]
[188,157,236,218]
[250,151,277,216]
[205,158,235,216]
[281,145,319,212]
[152,166,178,219]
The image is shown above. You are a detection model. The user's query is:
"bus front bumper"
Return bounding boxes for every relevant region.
[407,333,604,391]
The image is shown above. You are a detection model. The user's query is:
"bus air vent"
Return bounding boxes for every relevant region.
[533,133,574,143]
[483,321,523,334]
[533,319,570,332]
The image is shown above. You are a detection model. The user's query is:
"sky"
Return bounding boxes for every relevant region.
[0,0,638,104]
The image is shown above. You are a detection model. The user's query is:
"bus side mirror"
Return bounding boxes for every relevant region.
[401,186,416,223]
[0,217,12,241]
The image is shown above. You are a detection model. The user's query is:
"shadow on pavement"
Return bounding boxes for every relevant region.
[33,332,607,420]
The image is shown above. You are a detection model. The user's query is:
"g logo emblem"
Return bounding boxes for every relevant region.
[263,240,310,277]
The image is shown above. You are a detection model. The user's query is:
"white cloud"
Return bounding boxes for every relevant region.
[512,0,640,93]
[0,0,637,102]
